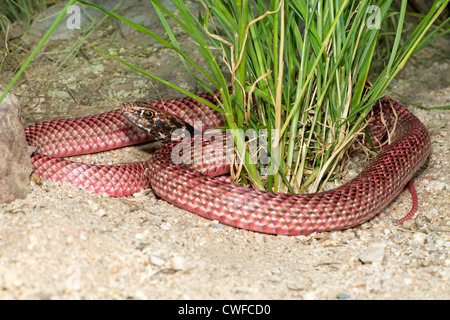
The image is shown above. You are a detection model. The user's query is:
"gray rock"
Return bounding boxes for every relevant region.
[0,90,32,203]
[23,0,178,48]
[337,292,351,299]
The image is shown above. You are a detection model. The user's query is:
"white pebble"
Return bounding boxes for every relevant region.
[358,242,386,264]
[95,209,107,217]
[160,222,172,230]
[135,233,145,240]
[170,255,186,271]
[411,232,427,245]
[149,255,166,266]
[425,181,447,192]
[403,278,413,285]
[66,235,75,245]
[87,200,99,211]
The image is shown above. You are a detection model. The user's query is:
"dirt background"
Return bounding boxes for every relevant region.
[0,0,448,299]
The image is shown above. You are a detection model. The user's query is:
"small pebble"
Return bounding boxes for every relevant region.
[87,200,99,211]
[403,278,413,285]
[424,208,438,220]
[132,189,147,198]
[160,222,172,230]
[170,256,186,271]
[337,292,351,299]
[95,209,107,217]
[411,232,427,245]
[135,233,145,240]
[425,181,447,192]
[358,242,386,264]
[149,255,166,266]
[66,235,75,245]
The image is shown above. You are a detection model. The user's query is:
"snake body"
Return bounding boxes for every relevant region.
[26,92,431,235]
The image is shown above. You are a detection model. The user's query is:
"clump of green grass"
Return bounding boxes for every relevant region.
[95,0,448,194]
[0,0,52,33]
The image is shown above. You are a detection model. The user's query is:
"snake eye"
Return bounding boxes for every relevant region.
[143,110,154,119]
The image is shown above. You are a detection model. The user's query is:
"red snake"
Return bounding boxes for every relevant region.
[25,91,431,235]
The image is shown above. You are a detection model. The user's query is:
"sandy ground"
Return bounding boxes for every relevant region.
[0,1,448,299]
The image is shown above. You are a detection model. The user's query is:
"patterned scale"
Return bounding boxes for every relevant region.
[26,93,225,197]
[145,99,430,235]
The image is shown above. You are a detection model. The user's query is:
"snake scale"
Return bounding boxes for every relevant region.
[25,91,431,235]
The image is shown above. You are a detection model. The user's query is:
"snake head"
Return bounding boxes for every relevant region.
[120,101,195,140]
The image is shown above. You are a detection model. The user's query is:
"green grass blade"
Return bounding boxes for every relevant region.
[0,0,78,103]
